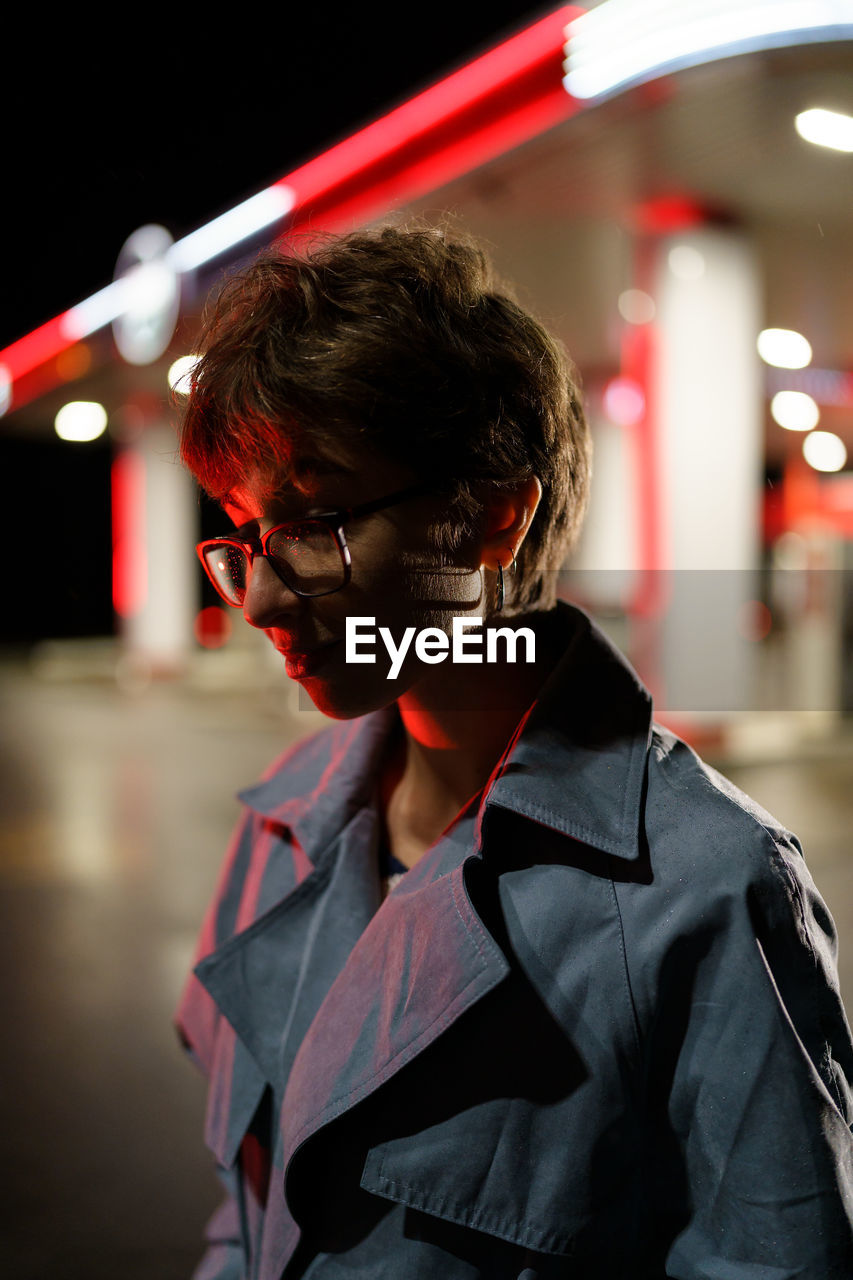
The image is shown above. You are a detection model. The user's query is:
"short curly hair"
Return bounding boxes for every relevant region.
[180,223,591,611]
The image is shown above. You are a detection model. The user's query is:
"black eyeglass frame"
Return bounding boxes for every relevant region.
[196,479,436,606]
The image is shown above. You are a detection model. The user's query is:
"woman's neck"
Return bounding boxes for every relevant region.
[380,608,563,868]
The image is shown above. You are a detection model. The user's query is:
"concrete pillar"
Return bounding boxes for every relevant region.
[113,420,198,674]
[652,226,764,714]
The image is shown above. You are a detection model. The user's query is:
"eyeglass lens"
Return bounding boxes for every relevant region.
[204,521,346,604]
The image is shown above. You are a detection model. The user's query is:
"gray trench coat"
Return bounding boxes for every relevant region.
[176,602,853,1279]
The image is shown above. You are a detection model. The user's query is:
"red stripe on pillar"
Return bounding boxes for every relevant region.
[111,450,148,619]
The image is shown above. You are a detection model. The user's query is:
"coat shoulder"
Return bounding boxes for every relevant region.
[645,722,803,878]
[626,724,827,998]
[629,724,843,1044]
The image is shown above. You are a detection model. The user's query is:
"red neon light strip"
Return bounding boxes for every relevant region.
[1,314,72,383]
[0,6,581,413]
[276,6,580,211]
[290,89,578,237]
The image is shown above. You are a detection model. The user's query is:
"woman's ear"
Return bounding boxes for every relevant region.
[479,475,542,571]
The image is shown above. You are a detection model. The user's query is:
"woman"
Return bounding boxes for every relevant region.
[176,225,853,1279]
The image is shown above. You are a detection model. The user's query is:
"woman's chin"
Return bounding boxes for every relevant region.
[291,671,404,721]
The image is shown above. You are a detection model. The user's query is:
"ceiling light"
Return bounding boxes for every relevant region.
[168,354,200,397]
[770,391,820,431]
[803,430,847,472]
[55,401,108,442]
[604,376,645,426]
[795,107,853,152]
[617,289,656,324]
[756,328,812,369]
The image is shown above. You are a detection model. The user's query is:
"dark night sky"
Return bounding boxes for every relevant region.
[2,4,555,353]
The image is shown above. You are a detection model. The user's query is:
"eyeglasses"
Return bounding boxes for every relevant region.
[196,480,434,607]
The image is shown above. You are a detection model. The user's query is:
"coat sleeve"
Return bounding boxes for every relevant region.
[621,825,853,1278]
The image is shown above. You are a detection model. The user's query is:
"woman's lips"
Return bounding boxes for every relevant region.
[275,640,340,679]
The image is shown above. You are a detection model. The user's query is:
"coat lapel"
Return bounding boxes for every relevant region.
[186,708,395,1173]
[283,832,510,1164]
[193,804,381,1090]
[255,807,511,1275]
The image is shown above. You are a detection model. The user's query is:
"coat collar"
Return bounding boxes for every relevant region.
[236,699,398,866]
[238,602,653,865]
[482,603,653,861]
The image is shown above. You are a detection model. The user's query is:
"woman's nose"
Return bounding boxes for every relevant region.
[241,555,303,629]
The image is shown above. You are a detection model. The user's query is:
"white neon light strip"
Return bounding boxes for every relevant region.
[563,0,853,100]
[63,279,134,340]
[58,185,297,343]
[167,186,296,273]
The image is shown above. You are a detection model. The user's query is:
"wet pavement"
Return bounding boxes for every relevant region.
[0,654,851,1278]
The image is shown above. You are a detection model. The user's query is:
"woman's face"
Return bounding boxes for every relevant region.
[222,445,486,719]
